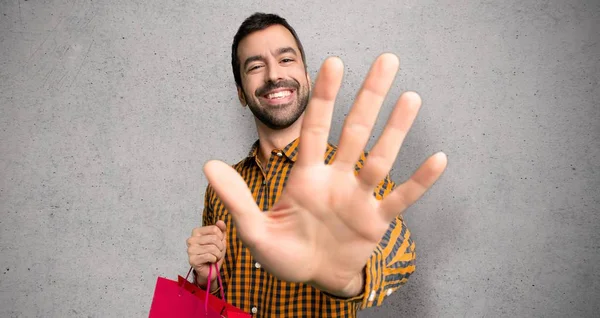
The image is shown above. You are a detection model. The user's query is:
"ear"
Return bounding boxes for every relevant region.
[306,72,312,91]
[237,86,247,107]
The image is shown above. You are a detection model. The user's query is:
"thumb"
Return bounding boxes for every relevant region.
[215,220,227,233]
[204,160,264,247]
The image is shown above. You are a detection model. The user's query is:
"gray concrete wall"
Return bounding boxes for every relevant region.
[1,0,598,317]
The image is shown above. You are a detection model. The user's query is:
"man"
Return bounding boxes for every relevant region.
[186,12,447,317]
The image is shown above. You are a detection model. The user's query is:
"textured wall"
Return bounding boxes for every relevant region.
[1,0,598,317]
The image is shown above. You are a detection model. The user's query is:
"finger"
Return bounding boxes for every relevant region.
[186,235,225,251]
[380,152,448,221]
[357,91,422,188]
[296,57,344,166]
[189,253,219,267]
[188,245,223,261]
[204,160,264,248]
[333,53,400,171]
[191,226,224,241]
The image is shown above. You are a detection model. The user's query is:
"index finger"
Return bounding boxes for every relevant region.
[191,226,224,241]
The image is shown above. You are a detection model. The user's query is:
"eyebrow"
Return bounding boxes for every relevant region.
[277,46,297,56]
[243,47,298,70]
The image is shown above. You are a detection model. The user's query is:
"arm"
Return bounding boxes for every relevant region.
[358,212,416,308]
[360,169,416,308]
[322,185,416,309]
[323,154,416,309]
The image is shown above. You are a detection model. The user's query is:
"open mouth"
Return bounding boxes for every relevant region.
[261,88,295,105]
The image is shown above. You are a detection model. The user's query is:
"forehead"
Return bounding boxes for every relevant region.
[237,24,300,59]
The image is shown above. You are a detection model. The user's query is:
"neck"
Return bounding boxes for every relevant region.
[254,114,304,165]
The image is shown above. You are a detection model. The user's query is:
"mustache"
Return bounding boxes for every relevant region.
[256,80,299,97]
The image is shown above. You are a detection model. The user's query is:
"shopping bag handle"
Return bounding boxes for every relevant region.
[207,263,225,302]
[183,264,226,313]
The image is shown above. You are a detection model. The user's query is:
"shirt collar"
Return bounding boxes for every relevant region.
[247,137,334,163]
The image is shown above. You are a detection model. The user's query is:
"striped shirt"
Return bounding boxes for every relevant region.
[199,137,416,317]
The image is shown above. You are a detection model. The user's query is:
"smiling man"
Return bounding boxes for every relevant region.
[186,12,447,317]
[239,44,310,132]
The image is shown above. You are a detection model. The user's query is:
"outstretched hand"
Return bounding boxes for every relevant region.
[203,53,447,297]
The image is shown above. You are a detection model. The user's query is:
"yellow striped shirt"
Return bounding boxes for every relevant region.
[199,137,416,317]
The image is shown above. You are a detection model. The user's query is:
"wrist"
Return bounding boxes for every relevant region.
[317,269,365,299]
[193,270,219,292]
[208,277,220,293]
[339,270,365,298]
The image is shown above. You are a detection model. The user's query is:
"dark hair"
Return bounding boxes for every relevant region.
[231,12,307,88]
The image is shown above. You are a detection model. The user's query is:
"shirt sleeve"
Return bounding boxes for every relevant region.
[360,191,416,308]
[352,153,417,309]
[201,184,215,227]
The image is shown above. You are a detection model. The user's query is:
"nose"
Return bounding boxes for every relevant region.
[265,61,284,83]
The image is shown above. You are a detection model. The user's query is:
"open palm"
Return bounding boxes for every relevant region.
[204,54,447,296]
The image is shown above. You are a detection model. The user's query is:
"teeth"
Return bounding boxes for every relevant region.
[267,90,291,99]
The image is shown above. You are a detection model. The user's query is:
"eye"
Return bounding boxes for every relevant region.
[281,58,294,63]
[248,64,263,72]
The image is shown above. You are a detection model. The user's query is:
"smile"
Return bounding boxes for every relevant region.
[260,88,296,105]
[266,90,292,99]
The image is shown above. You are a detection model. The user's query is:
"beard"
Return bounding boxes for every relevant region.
[244,78,310,130]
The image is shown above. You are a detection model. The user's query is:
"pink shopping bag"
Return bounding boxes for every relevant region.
[149,264,251,317]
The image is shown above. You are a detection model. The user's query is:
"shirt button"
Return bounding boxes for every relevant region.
[262,180,266,185]
[254,262,261,269]
[276,152,283,157]
[251,306,258,314]
[386,288,393,296]
[368,290,376,302]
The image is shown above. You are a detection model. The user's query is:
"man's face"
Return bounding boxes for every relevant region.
[236,25,310,130]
